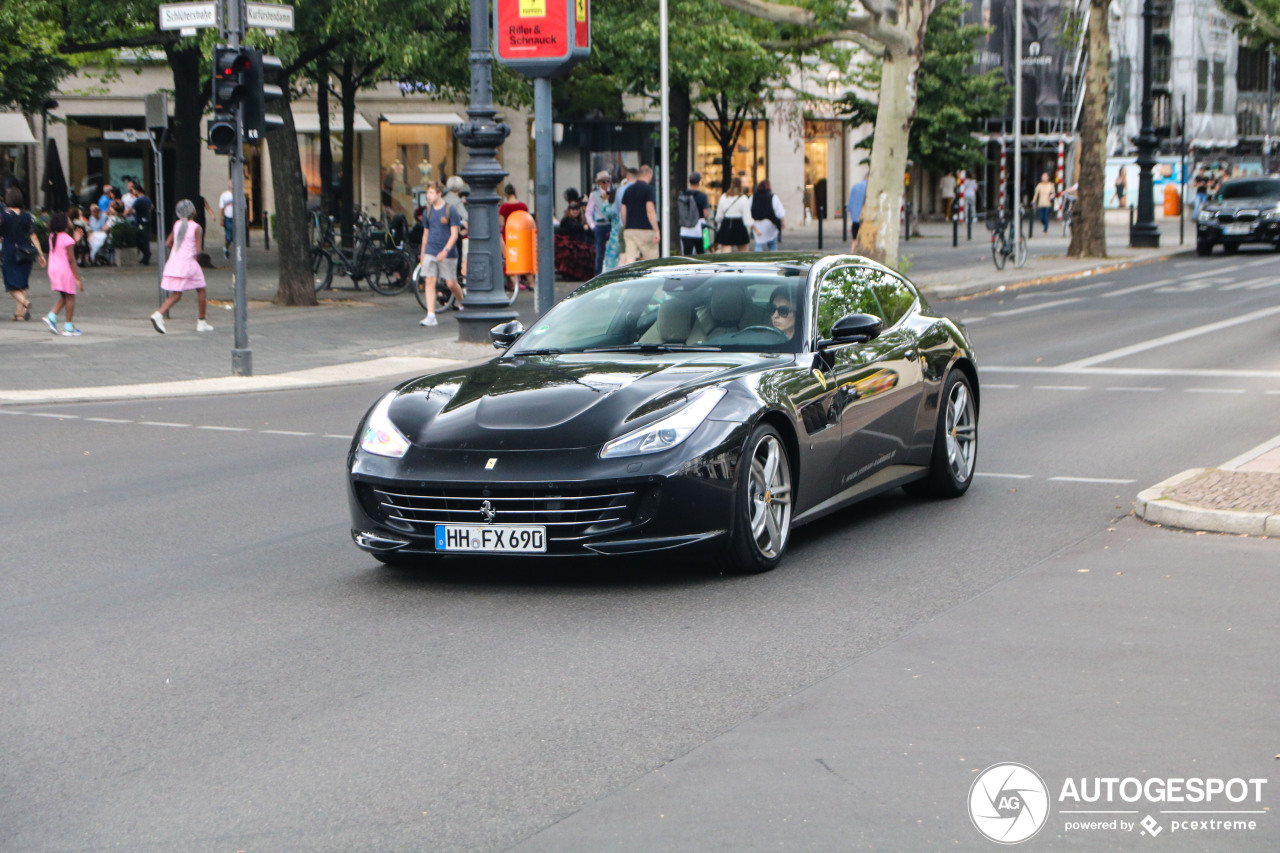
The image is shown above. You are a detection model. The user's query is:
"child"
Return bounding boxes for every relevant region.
[149,199,212,334]
[42,212,84,336]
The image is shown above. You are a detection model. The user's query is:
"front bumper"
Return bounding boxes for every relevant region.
[1196,220,1280,245]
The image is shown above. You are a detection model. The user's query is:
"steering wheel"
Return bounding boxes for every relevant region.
[734,325,789,342]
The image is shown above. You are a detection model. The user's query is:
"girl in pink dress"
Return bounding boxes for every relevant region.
[42,212,85,337]
[150,198,212,334]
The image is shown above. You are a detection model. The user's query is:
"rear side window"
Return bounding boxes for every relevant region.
[868,273,917,327]
[815,265,887,338]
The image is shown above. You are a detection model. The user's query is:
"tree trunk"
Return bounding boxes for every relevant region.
[318,65,333,217]
[339,61,357,249]
[855,45,918,266]
[670,83,692,253]
[166,44,205,230]
[267,95,317,307]
[1067,0,1108,258]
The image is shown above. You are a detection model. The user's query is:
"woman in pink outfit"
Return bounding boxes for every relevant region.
[150,198,212,334]
[42,212,85,336]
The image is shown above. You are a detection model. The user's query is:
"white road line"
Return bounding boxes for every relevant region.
[990,298,1084,317]
[0,410,26,415]
[984,365,1280,378]
[1100,278,1174,298]
[1185,388,1246,394]
[28,413,79,419]
[1219,277,1279,291]
[1242,256,1277,268]
[138,421,191,428]
[84,417,133,423]
[1180,264,1241,280]
[1032,385,1089,391]
[1049,476,1137,484]
[1266,390,1280,395]
[1105,386,1164,392]
[983,384,1021,389]
[322,434,350,439]
[976,472,1034,479]
[196,425,250,432]
[260,430,314,436]
[1057,306,1280,368]
[1016,280,1114,298]
[961,316,987,323]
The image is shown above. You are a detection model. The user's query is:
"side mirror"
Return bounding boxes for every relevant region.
[818,313,882,349]
[490,320,525,349]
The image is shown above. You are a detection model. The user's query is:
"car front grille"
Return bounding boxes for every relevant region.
[359,482,643,546]
[1217,209,1260,224]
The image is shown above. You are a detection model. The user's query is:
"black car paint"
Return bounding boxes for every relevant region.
[348,253,977,560]
[1196,178,1280,252]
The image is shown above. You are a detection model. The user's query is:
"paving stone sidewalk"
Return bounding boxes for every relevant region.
[1135,436,1280,537]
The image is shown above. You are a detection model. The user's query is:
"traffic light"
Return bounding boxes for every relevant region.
[242,50,285,142]
[208,45,251,155]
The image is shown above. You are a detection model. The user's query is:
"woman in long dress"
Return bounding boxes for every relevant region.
[149,199,213,334]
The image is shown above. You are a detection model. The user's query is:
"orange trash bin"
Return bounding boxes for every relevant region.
[504,210,536,275]
[1163,183,1181,217]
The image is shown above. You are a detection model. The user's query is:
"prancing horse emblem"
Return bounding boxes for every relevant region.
[480,500,496,523]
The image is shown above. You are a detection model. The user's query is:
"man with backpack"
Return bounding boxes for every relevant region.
[677,172,710,255]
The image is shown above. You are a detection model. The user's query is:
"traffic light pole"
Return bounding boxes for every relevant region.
[225,0,252,375]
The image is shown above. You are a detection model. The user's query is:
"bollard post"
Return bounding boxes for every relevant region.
[953,213,958,247]
[263,210,270,251]
[841,207,847,242]
[817,215,823,250]
[968,207,973,241]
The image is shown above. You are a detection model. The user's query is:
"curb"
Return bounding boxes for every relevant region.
[1134,435,1280,536]
[918,249,1184,301]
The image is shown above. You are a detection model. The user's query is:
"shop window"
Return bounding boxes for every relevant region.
[693,119,766,205]
[379,122,456,219]
[804,120,842,219]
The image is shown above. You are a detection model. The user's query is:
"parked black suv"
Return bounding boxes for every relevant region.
[1196,177,1280,255]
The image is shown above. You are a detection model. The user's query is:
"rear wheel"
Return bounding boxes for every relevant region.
[1012,235,1028,268]
[311,248,333,291]
[718,424,792,574]
[991,234,1006,270]
[368,250,414,295]
[904,370,978,499]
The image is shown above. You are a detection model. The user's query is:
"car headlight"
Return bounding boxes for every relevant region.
[600,388,727,458]
[359,392,410,458]
[1264,209,1280,221]
[1196,210,1214,223]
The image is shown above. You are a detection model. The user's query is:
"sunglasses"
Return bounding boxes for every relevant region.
[770,304,793,317]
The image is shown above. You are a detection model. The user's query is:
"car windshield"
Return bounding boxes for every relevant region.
[1219,179,1280,201]
[507,265,809,355]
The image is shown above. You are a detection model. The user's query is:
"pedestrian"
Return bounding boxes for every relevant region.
[620,164,660,263]
[961,173,977,224]
[2,187,45,321]
[219,179,234,258]
[750,178,785,251]
[846,176,867,248]
[498,183,530,293]
[149,199,213,334]
[418,181,463,327]
[602,183,623,272]
[96,184,113,215]
[41,211,83,336]
[714,176,752,253]
[586,170,614,275]
[131,184,153,265]
[1114,166,1127,209]
[677,171,711,255]
[443,175,470,285]
[1032,172,1056,233]
[939,170,957,220]
[1193,166,1209,218]
[616,166,638,209]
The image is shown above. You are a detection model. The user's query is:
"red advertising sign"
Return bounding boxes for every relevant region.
[574,0,590,52]
[495,0,572,73]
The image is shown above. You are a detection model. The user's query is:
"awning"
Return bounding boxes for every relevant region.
[380,112,465,126]
[292,112,374,133]
[0,113,37,145]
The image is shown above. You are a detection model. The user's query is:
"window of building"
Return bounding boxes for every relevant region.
[298,132,352,210]
[1196,59,1208,113]
[379,120,457,219]
[804,120,842,219]
[693,119,766,206]
[1213,61,1226,114]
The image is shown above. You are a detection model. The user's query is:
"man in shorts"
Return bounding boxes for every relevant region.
[418,181,463,327]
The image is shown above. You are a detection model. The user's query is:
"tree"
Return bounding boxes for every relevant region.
[0,2,71,113]
[1066,0,1108,258]
[720,0,950,266]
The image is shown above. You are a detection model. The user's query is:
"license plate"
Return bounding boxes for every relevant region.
[1223,223,1253,235]
[435,524,546,553]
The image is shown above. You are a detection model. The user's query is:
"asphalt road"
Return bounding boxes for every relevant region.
[2,248,1278,851]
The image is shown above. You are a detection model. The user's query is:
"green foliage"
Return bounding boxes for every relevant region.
[0,2,72,111]
[1220,0,1280,50]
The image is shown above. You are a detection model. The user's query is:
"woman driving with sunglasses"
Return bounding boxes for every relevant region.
[769,285,796,340]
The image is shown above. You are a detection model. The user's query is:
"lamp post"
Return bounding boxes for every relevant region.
[453,0,516,343]
[1129,0,1161,247]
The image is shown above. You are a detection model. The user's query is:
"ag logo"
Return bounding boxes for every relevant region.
[969,763,1050,844]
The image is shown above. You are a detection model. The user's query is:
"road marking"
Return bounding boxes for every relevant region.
[1185,387,1246,394]
[0,410,26,415]
[1057,306,1280,368]
[260,429,314,436]
[1032,385,1089,391]
[1106,386,1164,392]
[1219,277,1280,291]
[1181,264,1242,280]
[1017,280,1115,298]
[990,298,1084,317]
[196,425,250,432]
[1267,390,1280,395]
[1049,476,1137,484]
[322,434,350,439]
[84,417,133,423]
[984,365,1280,378]
[138,421,191,428]
[1100,278,1174,298]
[961,316,987,323]
[976,472,1033,479]
[983,384,1020,389]
[1242,256,1277,267]
[28,412,79,419]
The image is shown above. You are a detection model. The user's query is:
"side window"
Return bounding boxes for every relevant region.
[869,274,917,327]
[815,266,885,339]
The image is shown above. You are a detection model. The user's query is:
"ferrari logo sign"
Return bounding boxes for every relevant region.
[520,0,545,14]
[575,0,586,21]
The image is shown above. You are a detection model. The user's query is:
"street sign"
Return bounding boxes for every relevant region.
[158,2,218,35]
[103,130,153,143]
[246,3,295,34]
[494,0,575,76]
[573,0,590,60]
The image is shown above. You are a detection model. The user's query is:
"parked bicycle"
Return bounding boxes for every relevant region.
[1061,192,1076,237]
[311,211,414,295]
[988,209,1028,270]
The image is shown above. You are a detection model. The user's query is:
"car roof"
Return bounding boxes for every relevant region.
[620,252,896,279]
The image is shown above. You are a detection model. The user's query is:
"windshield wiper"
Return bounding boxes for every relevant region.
[507,348,569,357]
[583,343,721,353]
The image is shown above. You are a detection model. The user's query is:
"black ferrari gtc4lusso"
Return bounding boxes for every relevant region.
[348,253,979,573]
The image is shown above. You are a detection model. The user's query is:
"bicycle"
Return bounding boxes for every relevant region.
[311,211,414,295]
[412,260,462,312]
[1061,194,1076,237]
[987,210,1027,270]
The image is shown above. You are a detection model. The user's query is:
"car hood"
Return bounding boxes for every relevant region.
[1206,196,1280,211]
[387,352,782,451]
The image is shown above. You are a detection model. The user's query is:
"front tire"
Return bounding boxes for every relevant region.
[991,235,1006,270]
[905,370,978,498]
[311,248,333,291]
[719,424,793,574]
[1223,243,1239,255]
[1196,240,1214,256]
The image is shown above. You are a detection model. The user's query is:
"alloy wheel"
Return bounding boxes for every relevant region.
[945,380,977,482]
[747,434,792,559]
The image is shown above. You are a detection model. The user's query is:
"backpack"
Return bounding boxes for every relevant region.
[677,191,701,228]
